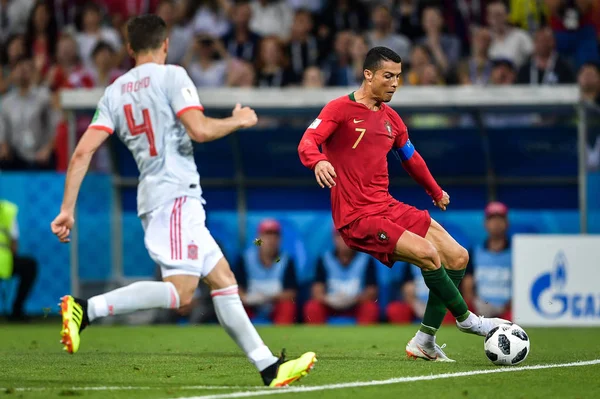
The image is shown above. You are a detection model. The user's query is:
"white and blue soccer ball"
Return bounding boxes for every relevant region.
[484,323,530,366]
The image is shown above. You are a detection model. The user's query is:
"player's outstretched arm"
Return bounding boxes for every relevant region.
[179,103,257,143]
[51,128,110,242]
[298,104,341,188]
[395,137,449,210]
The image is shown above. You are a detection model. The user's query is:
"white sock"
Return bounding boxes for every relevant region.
[211,285,278,372]
[87,281,179,322]
[415,330,435,346]
[457,311,479,328]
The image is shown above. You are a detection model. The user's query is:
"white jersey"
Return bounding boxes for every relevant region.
[90,63,205,216]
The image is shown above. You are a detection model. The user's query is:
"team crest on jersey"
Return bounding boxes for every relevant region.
[384,120,393,139]
[377,230,389,241]
[188,242,198,260]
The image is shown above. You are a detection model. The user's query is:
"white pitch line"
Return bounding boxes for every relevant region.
[176,358,600,399]
[6,386,262,392]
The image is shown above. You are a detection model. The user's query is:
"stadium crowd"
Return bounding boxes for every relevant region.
[0,0,600,171]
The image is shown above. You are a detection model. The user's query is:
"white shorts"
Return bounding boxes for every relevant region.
[141,196,223,278]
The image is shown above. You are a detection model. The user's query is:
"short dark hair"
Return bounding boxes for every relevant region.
[92,41,115,58]
[363,46,402,73]
[127,14,168,54]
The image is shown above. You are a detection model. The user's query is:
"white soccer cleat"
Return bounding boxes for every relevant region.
[456,315,510,337]
[405,337,455,362]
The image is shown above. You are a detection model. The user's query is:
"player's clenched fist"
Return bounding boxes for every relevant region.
[314,160,337,188]
[232,103,258,128]
[433,190,450,211]
[51,211,74,243]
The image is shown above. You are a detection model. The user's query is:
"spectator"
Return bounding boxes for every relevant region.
[24,0,57,83]
[156,0,193,65]
[462,202,513,321]
[89,41,123,87]
[46,33,94,91]
[0,33,25,94]
[417,6,461,75]
[0,199,38,321]
[226,58,256,87]
[249,0,294,41]
[75,2,122,69]
[517,27,575,85]
[255,36,293,87]
[405,44,431,85]
[303,230,379,325]
[236,219,298,325]
[0,0,35,42]
[188,0,231,38]
[517,28,575,85]
[457,26,492,85]
[0,56,59,170]
[221,0,261,63]
[287,9,319,84]
[487,0,533,68]
[347,34,369,86]
[392,0,423,43]
[578,62,600,106]
[302,65,324,87]
[368,4,411,62]
[322,30,353,86]
[183,35,229,87]
[545,0,600,69]
[317,0,368,49]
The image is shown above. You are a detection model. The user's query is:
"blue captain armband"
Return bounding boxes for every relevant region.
[394,139,415,162]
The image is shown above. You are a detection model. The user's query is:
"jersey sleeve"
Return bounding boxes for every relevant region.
[167,66,204,118]
[298,100,344,170]
[89,89,115,134]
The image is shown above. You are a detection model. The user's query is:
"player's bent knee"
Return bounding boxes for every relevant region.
[203,257,238,291]
[414,241,441,271]
[445,246,469,270]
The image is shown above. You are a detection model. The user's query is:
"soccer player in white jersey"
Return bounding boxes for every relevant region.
[50,14,316,387]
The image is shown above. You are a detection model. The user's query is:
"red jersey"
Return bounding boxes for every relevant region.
[298,93,442,229]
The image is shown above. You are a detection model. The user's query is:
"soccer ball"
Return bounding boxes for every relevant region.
[484,323,530,366]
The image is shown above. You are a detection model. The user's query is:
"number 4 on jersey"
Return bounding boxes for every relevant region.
[124,104,157,156]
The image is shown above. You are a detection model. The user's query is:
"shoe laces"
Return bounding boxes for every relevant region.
[435,343,449,358]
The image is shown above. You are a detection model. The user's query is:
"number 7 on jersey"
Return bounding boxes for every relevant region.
[352,128,366,149]
[124,104,157,156]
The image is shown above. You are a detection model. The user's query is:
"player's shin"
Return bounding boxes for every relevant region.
[420,267,469,323]
[87,281,180,321]
[419,267,467,338]
[211,285,278,372]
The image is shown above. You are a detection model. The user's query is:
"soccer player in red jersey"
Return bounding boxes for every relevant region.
[298,47,508,361]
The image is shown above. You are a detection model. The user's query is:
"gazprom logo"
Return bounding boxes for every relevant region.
[530,251,600,318]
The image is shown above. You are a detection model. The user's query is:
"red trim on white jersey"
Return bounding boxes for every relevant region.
[89,125,114,134]
[176,105,204,118]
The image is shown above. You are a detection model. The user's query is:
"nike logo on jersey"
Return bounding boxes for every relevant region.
[353,119,364,123]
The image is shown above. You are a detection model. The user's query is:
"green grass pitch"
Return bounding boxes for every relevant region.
[1,324,599,398]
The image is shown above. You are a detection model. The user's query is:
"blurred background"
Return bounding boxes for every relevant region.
[0,0,599,327]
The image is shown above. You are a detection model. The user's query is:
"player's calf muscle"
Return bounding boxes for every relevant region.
[392,232,441,270]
